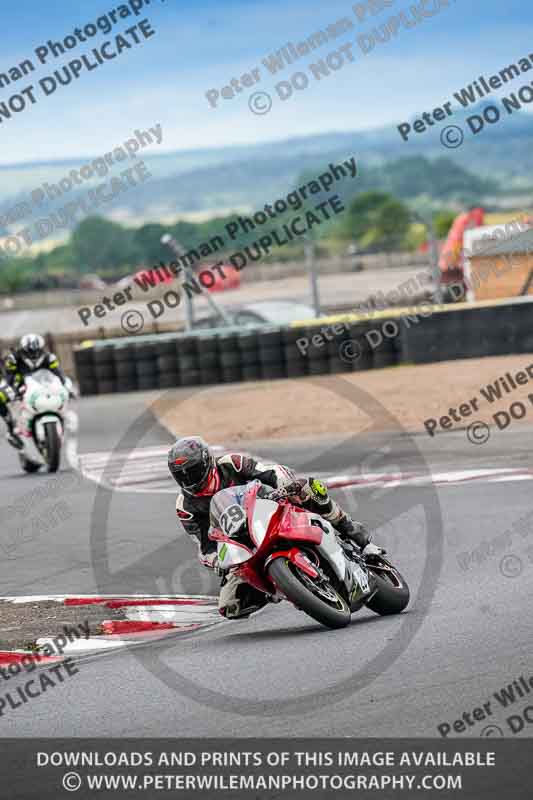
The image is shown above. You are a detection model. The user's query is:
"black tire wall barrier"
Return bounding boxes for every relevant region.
[73,301,533,395]
[399,303,533,364]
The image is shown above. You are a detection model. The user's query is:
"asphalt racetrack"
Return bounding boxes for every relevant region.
[1,388,533,738]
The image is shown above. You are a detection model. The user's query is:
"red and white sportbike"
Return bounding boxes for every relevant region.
[209,480,410,629]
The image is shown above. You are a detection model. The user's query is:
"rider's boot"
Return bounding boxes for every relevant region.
[218,573,270,620]
[1,408,23,450]
[300,479,385,557]
[336,516,371,548]
[335,517,386,560]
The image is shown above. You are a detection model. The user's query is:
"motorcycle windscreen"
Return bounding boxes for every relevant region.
[25,370,67,412]
[28,369,62,388]
[210,486,248,534]
[209,488,255,567]
[250,497,278,547]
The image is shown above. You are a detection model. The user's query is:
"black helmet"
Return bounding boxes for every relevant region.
[19,333,45,369]
[168,436,214,493]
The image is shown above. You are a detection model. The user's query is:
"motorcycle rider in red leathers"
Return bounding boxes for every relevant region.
[168,436,385,619]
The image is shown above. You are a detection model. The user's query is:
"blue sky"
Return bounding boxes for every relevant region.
[0,0,531,164]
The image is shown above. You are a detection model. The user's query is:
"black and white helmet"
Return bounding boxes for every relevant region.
[19,333,46,369]
[167,436,215,493]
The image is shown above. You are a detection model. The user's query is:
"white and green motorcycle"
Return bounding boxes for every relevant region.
[11,369,77,473]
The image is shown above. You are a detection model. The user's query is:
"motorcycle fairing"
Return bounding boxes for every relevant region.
[209,527,253,568]
[210,481,371,603]
[249,497,278,548]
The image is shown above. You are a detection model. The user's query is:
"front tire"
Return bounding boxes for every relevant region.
[267,557,351,630]
[365,561,410,615]
[43,422,61,473]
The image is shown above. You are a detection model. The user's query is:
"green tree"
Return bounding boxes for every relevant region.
[341,191,390,240]
[133,223,168,264]
[70,217,138,274]
[0,256,36,292]
[433,209,457,239]
[341,191,411,250]
[43,244,75,274]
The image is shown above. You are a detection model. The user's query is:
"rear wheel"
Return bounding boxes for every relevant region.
[267,557,351,629]
[43,422,61,473]
[365,561,410,615]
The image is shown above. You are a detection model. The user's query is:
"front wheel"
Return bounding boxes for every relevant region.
[267,557,351,630]
[365,560,410,615]
[42,422,61,473]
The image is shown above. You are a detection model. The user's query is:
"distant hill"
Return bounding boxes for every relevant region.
[0,102,531,234]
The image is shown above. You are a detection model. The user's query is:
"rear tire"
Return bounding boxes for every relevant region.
[267,557,351,630]
[365,563,410,615]
[43,422,61,473]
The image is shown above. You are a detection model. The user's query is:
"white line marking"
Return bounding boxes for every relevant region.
[77,445,533,493]
[1,595,221,658]
[0,593,217,603]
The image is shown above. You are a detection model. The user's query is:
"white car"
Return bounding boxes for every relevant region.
[193,301,319,329]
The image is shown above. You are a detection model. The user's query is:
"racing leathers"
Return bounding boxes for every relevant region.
[175,452,372,619]
[0,350,67,446]
[0,379,17,445]
[4,349,67,391]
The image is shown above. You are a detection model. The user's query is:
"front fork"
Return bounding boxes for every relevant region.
[267,544,372,612]
[336,539,376,611]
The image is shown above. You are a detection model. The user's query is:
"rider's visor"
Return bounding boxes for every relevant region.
[173,459,209,489]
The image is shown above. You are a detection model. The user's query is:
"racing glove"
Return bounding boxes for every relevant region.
[268,480,306,503]
[200,551,219,570]
[0,382,15,403]
[200,550,229,577]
